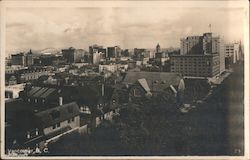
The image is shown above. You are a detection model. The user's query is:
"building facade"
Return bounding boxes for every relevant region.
[224,42,242,63]
[62,47,85,63]
[5,83,26,100]
[177,32,225,76]
[99,64,118,73]
[180,33,221,55]
[180,36,203,55]
[16,67,52,83]
[89,45,106,63]
[170,54,220,78]
[107,46,121,58]
[25,50,34,66]
[93,52,102,65]
[134,48,147,60]
[11,53,25,66]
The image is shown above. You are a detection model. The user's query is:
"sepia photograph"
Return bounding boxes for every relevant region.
[0,0,249,159]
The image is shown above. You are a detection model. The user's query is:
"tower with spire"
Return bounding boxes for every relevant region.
[156,43,161,53]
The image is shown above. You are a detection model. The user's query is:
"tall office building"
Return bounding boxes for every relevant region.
[180,33,221,55]
[224,42,242,63]
[25,49,34,66]
[11,53,25,66]
[180,36,203,55]
[134,48,146,60]
[62,47,85,63]
[170,54,220,77]
[171,32,225,77]
[93,52,101,65]
[202,33,213,54]
[107,46,121,58]
[89,45,106,55]
[89,44,106,63]
[219,38,225,73]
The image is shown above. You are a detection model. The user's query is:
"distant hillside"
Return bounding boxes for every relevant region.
[39,48,61,54]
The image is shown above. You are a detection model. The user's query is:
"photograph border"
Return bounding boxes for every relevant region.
[0,0,249,159]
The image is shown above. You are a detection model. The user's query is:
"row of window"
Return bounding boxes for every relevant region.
[27,98,46,104]
[27,128,39,139]
[174,64,211,67]
[52,117,75,129]
[172,68,211,72]
[21,74,49,81]
[174,58,210,61]
[174,61,209,63]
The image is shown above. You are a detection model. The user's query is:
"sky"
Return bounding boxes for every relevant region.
[5,7,246,55]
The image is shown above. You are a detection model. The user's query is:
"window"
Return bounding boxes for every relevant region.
[35,128,39,136]
[112,99,116,105]
[27,131,30,139]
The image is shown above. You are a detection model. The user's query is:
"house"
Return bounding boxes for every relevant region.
[73,85,119,128]
[5,83,26,100]
[15,67,52,83]
[20,84,120,131]
[5,74,17,86]
[35,102,80,142]
[123,71,184,102]
[5,99,80,151]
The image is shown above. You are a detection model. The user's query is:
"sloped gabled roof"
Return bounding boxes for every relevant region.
[123,71,182,92]
[35,102,80,128]
[137,78,151,93]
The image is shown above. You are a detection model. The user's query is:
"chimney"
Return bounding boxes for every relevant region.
[102,84,104,96]
[59,97,63,106]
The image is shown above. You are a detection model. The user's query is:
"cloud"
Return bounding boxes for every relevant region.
[5,7,245,55]
[6,22,27,28]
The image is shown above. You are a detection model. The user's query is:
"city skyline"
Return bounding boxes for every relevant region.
[3,1,247,157]
[6,7,245,56]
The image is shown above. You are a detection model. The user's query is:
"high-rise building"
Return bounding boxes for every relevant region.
[134,48,146,60]
[107,46,121,58]
[224,42,242,63]
[170,54,220,78]
[89,45,106,63]
[219,39,225,73]
[89,44,104,54]
[171,32,225,77]
[180,36,203,55]
[74,49,86,63]
[180,33,221,55]
[121,49,129,57]
[62,47,75,63]
[25,49,34,66]
[62,47,85,63]
[202,33,213,54]
[11,53,25,66]
[93,52,101,65]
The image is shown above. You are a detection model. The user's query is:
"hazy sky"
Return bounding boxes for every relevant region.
[6,7,246,54]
